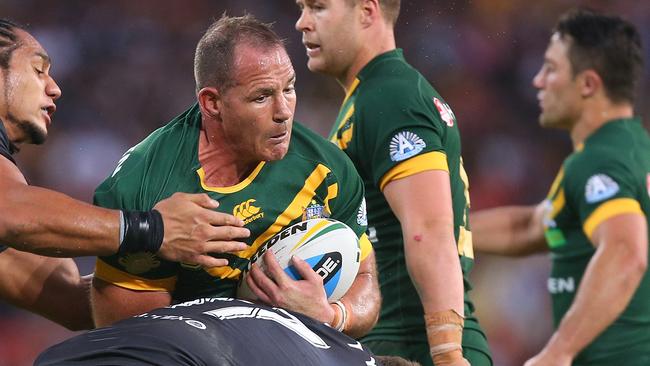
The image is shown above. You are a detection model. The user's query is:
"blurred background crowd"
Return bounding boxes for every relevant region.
[1,0,648,365]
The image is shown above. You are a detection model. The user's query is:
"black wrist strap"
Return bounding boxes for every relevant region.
[118,210,164,254]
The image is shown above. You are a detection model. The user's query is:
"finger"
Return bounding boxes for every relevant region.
[190,255,229,268]
[183,193,220,209]
[202,240,249,254]
[290,255,321,283]
[263,251,291,286]
[247,264,274,304]
[203,211,246,227]
[203,225,250,240]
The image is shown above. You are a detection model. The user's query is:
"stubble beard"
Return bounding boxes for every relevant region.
[6,112,47,145]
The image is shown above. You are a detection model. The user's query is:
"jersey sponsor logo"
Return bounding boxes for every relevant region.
[248,221,309,266]
[356,198,368,226]
[585,174,620,204]
[433,97,456,127]
[118,252,161,274]
[389,131,426,162]
[548,276,575,294]
[233,199,264,224]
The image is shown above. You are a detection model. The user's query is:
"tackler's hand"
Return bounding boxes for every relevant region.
[154,192,250,268]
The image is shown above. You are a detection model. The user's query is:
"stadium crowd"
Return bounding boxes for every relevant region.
[0,0,648,365]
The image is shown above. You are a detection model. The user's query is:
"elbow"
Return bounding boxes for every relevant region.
[620,247,647,285]
[632,253,647,276]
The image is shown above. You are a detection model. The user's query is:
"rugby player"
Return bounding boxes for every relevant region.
[37,297,419,366]
[90,14,380,339]
[471,9,649,366]
[0,19,249,330]
[295,1,491,365]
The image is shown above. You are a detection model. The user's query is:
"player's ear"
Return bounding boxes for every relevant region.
[579,69,602,99]
[197,87,222,119]
[359,0,380,27]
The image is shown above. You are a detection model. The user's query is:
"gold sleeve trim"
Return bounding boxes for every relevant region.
[379,151,448,191]
[94,259,177,292]
[359,233,373,261]
[583,198,643,239]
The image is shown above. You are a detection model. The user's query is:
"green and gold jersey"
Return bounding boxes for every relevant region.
[329,50,479,344]
[94,104,372,302]
[543,118,650,365]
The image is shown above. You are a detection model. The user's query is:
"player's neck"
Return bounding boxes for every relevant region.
[338,29,396,92]
[0,115,25,151]
[198,123,258,187]
[570,100,634,148]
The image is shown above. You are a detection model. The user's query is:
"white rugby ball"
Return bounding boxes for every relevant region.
[238,218,361,302]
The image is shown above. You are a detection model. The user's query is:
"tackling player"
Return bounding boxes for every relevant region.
[0,19,249,330]
[37,298,418,366]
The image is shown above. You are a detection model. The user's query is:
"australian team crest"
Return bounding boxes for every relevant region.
[303,200,330,220]
[389,131,426,162]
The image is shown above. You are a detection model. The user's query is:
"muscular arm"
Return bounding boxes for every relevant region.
[383,170,464,318]
[470,203,548,256]
[336,250,380,338]
[527,213,647,364]
[0,158,117,256]
[0,157,249,265]
[0,248,93,330]
[91,277,172,327]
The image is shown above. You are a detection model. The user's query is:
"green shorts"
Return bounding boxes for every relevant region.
[364,326,492,366]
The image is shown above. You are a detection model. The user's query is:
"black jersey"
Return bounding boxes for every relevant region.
[0,120,16,165]
[36,298,381,366]
[0,120,16,254]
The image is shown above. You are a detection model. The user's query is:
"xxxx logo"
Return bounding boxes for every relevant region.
[233,199,264,224]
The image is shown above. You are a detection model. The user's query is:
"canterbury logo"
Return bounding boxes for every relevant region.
[233,199,264,224]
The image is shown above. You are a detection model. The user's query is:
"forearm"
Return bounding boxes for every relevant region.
[470,205,546,256]
[0,249,94,330]
[91,277,171,327]
[0,184,119,256]
[337,255,381,338]
[404,224,464,315]
[546,244,645,358]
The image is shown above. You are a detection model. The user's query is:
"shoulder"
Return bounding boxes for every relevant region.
[289,122,349,162]
[566,138,632,176]
[287,122,359,178]
[112,105,201,176]
[95,105,200,204]
[355,57,454,130]
[357,57,427,102]
[563,143,637,203]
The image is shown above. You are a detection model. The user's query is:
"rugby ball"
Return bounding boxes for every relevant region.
[238,218,361,302]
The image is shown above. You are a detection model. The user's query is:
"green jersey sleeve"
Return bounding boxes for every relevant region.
[565,152,644,239]
[356,77,451,190]
[93,142,180,292]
